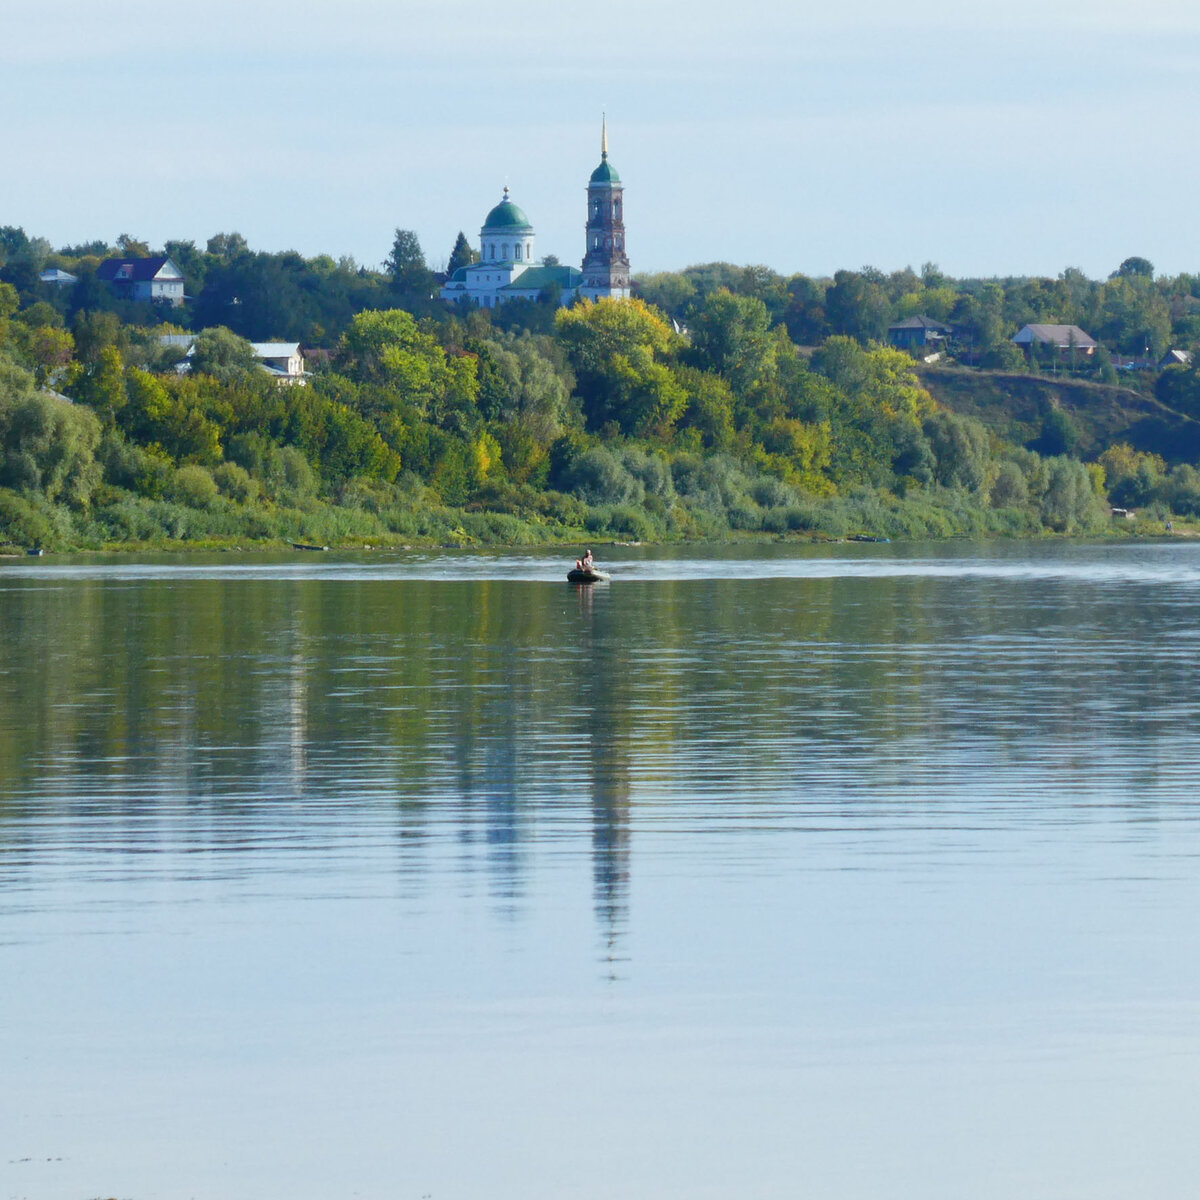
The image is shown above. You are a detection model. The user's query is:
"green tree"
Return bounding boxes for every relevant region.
[1040,456,1103,531]
[206,232,249,261]
[26,326,74,386]
[1114,256,1154,279]
[190,327,258,383]
[116,233,151,258]
[555,297,681,432]
[924,410,989,491]
[824,269,891,342]
[686,288,776,402]
[0,358,102,504]
[446,232,478,277]
[384,229,436,300]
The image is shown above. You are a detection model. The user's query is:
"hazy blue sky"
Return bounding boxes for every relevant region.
[4,0,1200,279]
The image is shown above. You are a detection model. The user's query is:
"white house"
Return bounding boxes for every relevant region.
[98,255,186,305]
[250,342,306,384]
[158,335,308,384]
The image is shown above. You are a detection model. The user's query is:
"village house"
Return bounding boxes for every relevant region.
[1012,323,1097,357]
[98,255,186,305]
[887,315,953,349]
[251,342,306,384]
[158,335,308,384]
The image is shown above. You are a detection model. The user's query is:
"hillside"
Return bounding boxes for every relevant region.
[920,368,1200,464]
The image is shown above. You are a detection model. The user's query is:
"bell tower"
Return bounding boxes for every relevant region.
[580,117,631,300]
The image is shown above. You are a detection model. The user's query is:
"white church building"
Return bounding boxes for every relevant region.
[440,124,631,309]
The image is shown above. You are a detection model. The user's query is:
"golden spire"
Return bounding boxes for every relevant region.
[601,113,608,159]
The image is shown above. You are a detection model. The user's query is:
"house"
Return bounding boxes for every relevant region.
[1012,324,1097,356]
[97,255,186,305]
[39,268,78,287]
[251,342,306,384]
[158,334,308,384]
[888,315,953,349]
[1159,349,1192,369]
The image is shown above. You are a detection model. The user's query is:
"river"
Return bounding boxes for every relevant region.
[3,540,1199,1200]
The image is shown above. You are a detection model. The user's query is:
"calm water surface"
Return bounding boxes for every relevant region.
[3,541,1200,1200]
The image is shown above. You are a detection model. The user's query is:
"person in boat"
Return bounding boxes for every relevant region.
[582,549,595,571]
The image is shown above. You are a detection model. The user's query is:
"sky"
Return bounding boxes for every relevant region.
[4,0,1200,280]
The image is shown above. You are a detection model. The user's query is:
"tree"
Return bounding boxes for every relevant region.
[1114,256,1154,280]
[1040,456,1103,531]
[384,229,435,299]
[206,232,249,261]
[116,234,151,258]
[686,289,776,402]
[27,326,75,386]
[1098,443,1166,507]
[0,358,102,504]
[824,269,891,342]
[924,410,989,491]
[190,326,259,383]
[555,297,683,433]
[446,232,478,277]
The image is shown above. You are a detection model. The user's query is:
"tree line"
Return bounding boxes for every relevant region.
[4,222,1200,550]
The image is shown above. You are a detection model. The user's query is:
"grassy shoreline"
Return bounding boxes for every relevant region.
[2,517,1186,557]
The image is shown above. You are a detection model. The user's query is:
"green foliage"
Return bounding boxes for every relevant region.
[824,270,890,342]
[1097,443,1166,508]
[190,326,258,383]
[1039,456,1104,532]
[0,487,58,547]
[0,359,102,504]
[212,461,259,502]
[384,229,436,302]
[168,464,220,508]
[1114,256,1155,279]
[16,219,1200,548]
[1031,404,1082,458]
[555,298,683,434]
[923,411,989,492]
[447,232,479,277]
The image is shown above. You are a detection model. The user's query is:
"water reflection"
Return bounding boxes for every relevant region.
[3,544,1200,965]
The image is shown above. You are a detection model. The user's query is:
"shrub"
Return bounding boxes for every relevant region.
[212,462,259,503]
[0,487,57,547]
[168,465,220,509]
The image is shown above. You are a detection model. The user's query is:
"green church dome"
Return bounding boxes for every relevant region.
[589,154,620,184]
[483,189,532,230]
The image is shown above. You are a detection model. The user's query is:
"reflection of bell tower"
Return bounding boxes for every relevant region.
[580,116,631,300]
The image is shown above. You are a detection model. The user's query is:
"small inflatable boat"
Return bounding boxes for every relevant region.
[567,567,610,584]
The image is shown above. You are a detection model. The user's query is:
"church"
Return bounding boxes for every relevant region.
[440,123,631,308]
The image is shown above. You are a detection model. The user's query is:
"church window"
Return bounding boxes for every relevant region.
[502,243,509,258]
[515,245,521,260]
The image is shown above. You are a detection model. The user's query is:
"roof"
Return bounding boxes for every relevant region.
[1012,323,1097,348]
[1161,349,1192,367]
[39,268,78,284]
[482,189,533,231]
[499,265,582,291]
[589,153,620,185]
[97,255,183,282]
[250,342,301,358]
[889,315,952,331]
